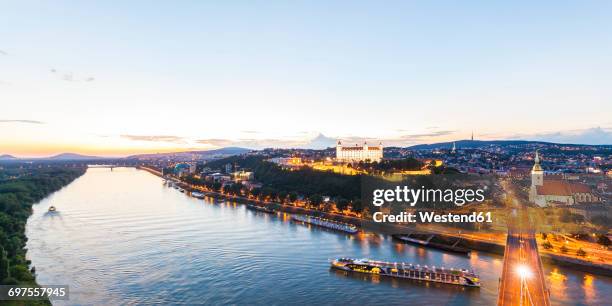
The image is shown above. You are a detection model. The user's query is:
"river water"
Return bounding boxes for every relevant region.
[26,167,611,305]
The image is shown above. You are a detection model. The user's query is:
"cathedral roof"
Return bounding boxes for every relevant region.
[536,180,591,196]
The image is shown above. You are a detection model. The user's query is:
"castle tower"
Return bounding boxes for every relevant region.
[451,142,456,154]
[336,140,342,160]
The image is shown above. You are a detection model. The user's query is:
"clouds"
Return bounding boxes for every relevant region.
[193,131,456,150]
[195,138,235,147]
[398,130,456,140]
[0,50,7,56]
[50,68,95,82]
[196,138,304,149]
[520,127,612,145]
[120,135,185,143]
[0,119,45,124]
[107,127,610,153]
[196,130,459,149]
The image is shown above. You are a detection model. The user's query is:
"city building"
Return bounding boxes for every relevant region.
[529,151,598,207]
[205,172,231,182]
[174,163,193,177]
[232,170,254,182]
[269,157,302,168]
[336,141,383,162]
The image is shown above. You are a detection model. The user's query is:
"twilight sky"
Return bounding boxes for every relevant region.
[1,1,611,157]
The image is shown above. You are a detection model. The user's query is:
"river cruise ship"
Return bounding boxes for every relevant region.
[331,258,480,287]
[292,215,358,234]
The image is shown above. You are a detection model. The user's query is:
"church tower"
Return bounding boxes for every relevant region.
[531,150,544,186]
[336,140,342,160]
[529,150,545,206]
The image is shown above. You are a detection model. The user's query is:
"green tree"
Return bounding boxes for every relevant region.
[251,188,261,199]
[278,191,288,203]
[288,192,298,203]
[0,246,9,281]
[309,194,323,208]
[336,198,349,211]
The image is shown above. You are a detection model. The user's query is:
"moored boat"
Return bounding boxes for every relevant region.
[48,206,57,212]
[246,204,276,214]
[331,258,480,287]
[392,234,471,255]
[292,215,358,234]
[191,191,205,199]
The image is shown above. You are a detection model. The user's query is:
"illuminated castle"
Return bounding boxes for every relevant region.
[336,141,383,162]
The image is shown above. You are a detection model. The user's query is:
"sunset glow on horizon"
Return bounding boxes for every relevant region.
[2,1,611,157]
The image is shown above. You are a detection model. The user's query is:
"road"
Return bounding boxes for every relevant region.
[498,180,551,306]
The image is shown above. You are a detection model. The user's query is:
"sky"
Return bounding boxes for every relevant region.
[1,1,611,157]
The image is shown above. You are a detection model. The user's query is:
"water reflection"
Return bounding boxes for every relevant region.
[25,168,612,306]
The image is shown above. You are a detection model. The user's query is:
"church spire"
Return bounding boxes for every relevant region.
[532,150,543,171]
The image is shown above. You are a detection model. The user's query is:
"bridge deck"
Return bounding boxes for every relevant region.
[498,214,550,306]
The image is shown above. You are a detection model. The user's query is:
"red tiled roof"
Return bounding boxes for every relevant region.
[536,180,592,196]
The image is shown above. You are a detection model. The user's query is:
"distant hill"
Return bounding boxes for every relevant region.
[0,154,17,160]
[45,153,104,160]
[408,140,555,150]
[198,147,252,155]
[127,147,251,160]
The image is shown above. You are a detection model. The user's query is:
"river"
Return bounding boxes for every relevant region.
[26,167,611,305]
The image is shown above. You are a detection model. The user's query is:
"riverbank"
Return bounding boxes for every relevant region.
[138,166,612,277]
[1,165,86,306]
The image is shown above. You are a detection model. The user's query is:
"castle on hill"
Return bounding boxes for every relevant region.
[336,141,383,163]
